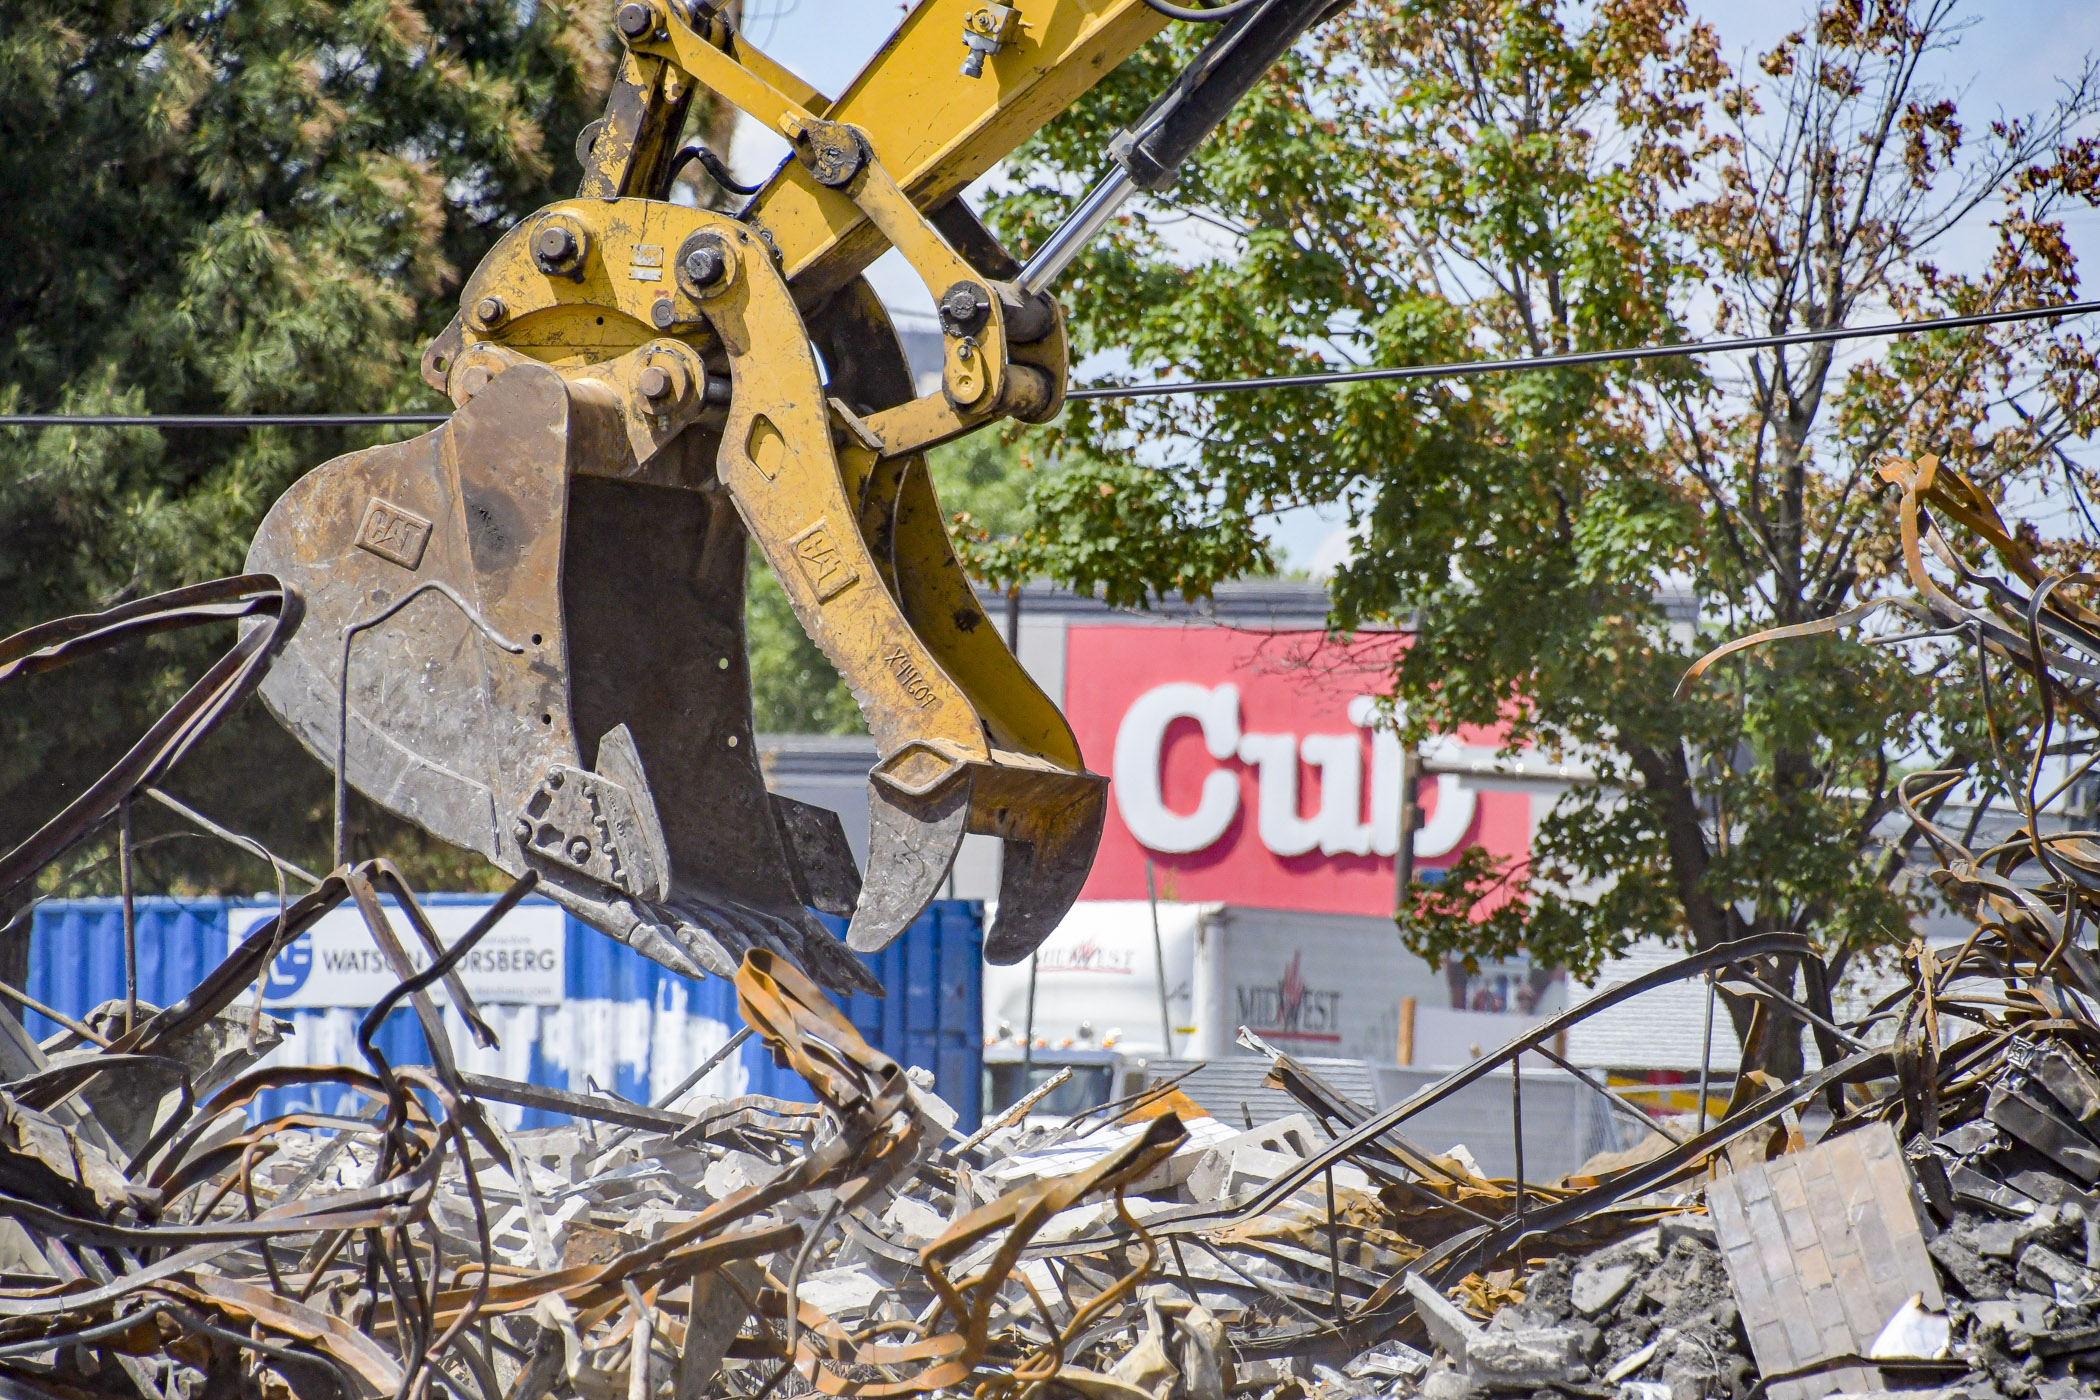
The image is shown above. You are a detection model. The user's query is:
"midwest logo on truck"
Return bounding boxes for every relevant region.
[1234,951,1343,1045]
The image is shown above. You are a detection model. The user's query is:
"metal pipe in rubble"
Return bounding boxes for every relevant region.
[1021,950,1040,1091]
[1015,0,1344,298]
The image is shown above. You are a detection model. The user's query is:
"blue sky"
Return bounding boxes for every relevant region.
[736,1,2100,569]
[743,1,2100,219]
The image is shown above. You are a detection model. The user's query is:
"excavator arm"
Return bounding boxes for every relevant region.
[248,0,1339,989]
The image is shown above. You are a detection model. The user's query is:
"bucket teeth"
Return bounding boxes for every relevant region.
[625,914,726,983]
[787,914,888,995]
[589,724,674,903]
[770,794,862,918]
[800,280,1107,962]
[983,776,1109,965]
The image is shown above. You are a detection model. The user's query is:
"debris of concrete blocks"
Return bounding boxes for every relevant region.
[11,833,2100,1400]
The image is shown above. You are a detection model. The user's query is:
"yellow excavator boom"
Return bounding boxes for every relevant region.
[247,0,1340,989]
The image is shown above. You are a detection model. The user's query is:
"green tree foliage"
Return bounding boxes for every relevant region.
[976,0,2100,1069]
[747,561,868,735]
[0,0,619,894]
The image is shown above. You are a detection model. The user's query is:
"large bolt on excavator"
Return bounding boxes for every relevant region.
[246,0,1342,991]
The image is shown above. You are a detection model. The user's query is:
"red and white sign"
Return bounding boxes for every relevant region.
[1065,626,1534,916]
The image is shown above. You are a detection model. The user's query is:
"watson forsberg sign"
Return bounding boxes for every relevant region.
[228,900,567,1009]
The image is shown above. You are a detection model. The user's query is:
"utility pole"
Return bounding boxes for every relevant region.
[1393,745,1428,1067]
[1146,860,1174,1057]
[1393,746,1423,920]
[1020,951,1039,1093]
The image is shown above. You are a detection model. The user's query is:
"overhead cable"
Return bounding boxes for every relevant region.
[0,412,451,428]
[1139,0,1269,23]
[1065,297,2100,401]
[2,298,2096,427]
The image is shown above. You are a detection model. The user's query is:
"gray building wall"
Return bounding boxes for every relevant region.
[1010,579,1345,707]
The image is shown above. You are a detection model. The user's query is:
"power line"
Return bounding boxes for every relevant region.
[1065,298,2100,401]
[2,297,2095,427]
[0,412,451,428]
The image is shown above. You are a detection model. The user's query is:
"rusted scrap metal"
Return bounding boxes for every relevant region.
[0,554,1207,1400]
[0,576,296,897]
[1184,903,2100,1397]
[0,826,1780,1400]
[0,862,1183,1400]
[947,455,2100,1396]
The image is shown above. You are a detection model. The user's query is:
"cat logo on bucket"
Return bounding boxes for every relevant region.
[354,497,432,571]
[789,519,859,602]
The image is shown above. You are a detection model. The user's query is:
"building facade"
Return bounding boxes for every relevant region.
[762,581,1679,1073]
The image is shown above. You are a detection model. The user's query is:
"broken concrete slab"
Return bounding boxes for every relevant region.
[1987,1083,2100,1183]
[1183,1114,1322,1202]
[1343,1340,1431,1381]
[796,1264,887,1319]
[1706,1121,1943,1400]
[1570,1259,1639,1316]
[1465,1325,1587,1389]
[2016,1242,2098,1305]
[1404,1273,1483,1366]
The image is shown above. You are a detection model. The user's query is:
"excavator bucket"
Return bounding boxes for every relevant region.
[248,364,881,992]
[248,203,1103,984]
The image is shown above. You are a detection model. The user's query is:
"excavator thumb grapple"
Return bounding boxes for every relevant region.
[247,0,1341,989]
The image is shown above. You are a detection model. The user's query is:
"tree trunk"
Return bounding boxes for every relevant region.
[1625,741,1810,1078]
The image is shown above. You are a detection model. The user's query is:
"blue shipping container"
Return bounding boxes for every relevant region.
[26,896,982,1131]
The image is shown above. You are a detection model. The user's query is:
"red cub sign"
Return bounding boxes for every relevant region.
[1063,626,1534,916]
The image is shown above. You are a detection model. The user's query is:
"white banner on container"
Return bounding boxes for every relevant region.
[228,902,567,1008]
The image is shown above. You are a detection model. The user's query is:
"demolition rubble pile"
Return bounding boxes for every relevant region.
[8,866,2100,1400]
